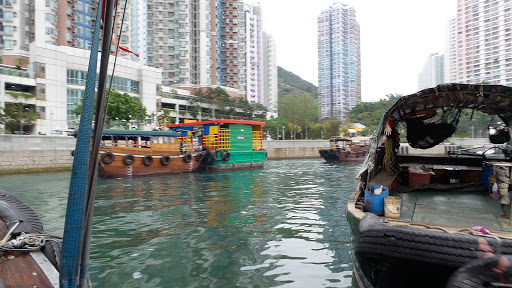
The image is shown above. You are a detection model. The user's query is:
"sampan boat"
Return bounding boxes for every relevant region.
[347,83,512,287]
[98,129,204,178]
[319,136,370,162]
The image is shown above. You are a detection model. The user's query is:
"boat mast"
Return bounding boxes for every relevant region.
[79,0,117,286]
[59,0,115,287]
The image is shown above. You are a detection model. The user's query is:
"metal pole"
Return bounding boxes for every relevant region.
[305,121,308,139]
[59,0,104,287]
[276,127,278,140]
[78,0,115,286]
[282,125,285,140]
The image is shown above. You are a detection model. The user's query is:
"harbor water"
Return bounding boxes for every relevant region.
[0,159,359,287]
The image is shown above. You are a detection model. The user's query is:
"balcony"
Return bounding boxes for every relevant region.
[0,65,32,78]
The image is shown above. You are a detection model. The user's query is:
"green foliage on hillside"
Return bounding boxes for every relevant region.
[348,94,402,133]
[278,66,317,98]
[278,93,319,138]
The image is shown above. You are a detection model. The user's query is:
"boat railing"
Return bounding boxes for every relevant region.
[252,130,263,151]
[219,129,231,150]
[202,129,231,150]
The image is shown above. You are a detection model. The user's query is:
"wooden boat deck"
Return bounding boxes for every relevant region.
[393,188,512,233]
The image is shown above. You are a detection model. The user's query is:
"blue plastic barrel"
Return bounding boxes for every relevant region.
[364,185,390,216]
[481,162,494,190]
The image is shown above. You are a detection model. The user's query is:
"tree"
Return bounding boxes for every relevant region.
[75,89,147,128]
[0,103,38,134]
[348,93,402,133]
[278,93,318,139]
[263,117,291,140]
[323,119,342,138]
[251,102,268,119]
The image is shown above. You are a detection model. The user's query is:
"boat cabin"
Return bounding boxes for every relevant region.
[100,129,181,149]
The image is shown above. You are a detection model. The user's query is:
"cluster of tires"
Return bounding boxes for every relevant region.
[319,149,366,159]
[0,189,61,271]
[200,147,231,164]
[319,149,341,159]
[100,147,232,167]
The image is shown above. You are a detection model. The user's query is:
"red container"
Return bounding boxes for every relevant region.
[409,172,431,187]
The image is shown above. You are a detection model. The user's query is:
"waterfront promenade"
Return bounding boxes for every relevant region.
[0,134,495,174]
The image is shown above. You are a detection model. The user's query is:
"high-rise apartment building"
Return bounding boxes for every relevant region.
[1,0,277,131]
[317,2,361,121]
[262,31,277,118]
[418,52,445,90]
[448,0,512,85]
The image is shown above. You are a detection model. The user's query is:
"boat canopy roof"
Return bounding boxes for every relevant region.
[166,119,266,128]
[358,83,512,179]
[102,129,181,137]
[386,83,512,125]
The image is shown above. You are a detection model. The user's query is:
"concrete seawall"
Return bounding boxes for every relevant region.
[0,135,76,174]
[263,140,330,159]
[0,135,497,174]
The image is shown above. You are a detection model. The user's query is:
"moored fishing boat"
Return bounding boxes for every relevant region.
[98,129,204,178]
[319,136,370,162]
[167,119,267,170]
[347,83,512,288]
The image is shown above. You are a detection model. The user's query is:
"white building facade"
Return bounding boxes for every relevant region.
[448,0,512,85]
[418,52,445,90]
[317,2,361,121]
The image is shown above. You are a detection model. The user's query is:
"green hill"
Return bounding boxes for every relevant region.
[278,66,317,98]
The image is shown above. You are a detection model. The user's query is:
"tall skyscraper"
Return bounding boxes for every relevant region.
[448,0,512,85]
[262,31,277,118]
[317,2,361,121]
[418,52,445,90]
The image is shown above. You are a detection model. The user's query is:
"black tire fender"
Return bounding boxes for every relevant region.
[447,256,512,288]
[196,151,206,162]
[223,151,231,161]
[183,153,192,163]
[101,152,115,164]
[123,154,135,166]
[160,155,171,166]
[212,149,225,161]
[142,155,153,166]
[41,240,62,272]
[0,189,44,236]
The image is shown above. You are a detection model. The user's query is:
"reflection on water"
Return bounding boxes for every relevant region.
[0,159,359,287]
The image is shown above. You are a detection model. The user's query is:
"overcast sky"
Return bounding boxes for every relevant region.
[251,0,457,102]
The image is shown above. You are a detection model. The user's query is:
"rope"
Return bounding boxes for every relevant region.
[0,233,51,252]
[383,138,398,176]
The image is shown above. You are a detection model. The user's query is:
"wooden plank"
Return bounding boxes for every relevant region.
[369,171,396,187]
[0,252,54,288]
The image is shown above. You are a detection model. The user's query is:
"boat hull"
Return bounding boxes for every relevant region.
[98,148,201,178]
[347,192,512,288]
[206,150,266,171]
[320,148,367,162]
